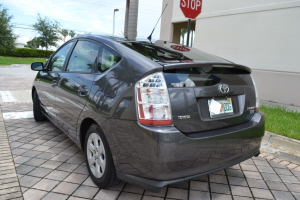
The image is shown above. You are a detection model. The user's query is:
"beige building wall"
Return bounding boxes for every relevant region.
[160,0,300,106]
[160,0,174,42]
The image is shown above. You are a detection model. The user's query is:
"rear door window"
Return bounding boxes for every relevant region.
[66,40,100,73]
[97,45,121,73]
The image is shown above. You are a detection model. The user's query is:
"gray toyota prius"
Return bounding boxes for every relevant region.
[31,35,264,192]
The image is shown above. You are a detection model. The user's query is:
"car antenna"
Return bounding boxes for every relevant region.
[147,3,168,43]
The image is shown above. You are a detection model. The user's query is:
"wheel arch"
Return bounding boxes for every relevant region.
[80,117,120,188]
[79,118,98,150]
[78,117,119,170]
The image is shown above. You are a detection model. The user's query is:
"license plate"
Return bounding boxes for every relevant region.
[208,98,234,118]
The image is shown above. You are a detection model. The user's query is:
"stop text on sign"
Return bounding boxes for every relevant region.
[171,45,190,52]
[180,0,202,19]
[181,0,201,10]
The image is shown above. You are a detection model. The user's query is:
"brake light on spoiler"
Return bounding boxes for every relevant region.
[135,72,173,125]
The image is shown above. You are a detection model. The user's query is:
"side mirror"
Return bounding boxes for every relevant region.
[31,62,44,71]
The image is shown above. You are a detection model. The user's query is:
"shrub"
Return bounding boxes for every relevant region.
[0,48,55,58]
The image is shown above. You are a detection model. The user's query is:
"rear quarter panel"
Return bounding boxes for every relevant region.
[76,41,164,166]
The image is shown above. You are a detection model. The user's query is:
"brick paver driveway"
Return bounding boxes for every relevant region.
[0,103,299,200]
[0,65,300,199]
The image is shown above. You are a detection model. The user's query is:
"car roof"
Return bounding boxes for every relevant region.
[70,34,231,64]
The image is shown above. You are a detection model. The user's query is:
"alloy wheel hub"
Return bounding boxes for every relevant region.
[87,133,106,178]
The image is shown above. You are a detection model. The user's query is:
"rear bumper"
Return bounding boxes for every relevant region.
[117,149,260,192]
[107,112,264,191]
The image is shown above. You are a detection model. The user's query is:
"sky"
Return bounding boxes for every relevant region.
[1,0,163,48]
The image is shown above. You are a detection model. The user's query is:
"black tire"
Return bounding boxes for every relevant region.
[85,124,120,188]
[33,91,46,121]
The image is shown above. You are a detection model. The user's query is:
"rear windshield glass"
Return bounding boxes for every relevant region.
[163,67,252,87]
[120,41,229,63]
[121,42,189,62]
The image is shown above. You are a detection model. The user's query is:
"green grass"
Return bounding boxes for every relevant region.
[259,105,300,140]
[0,56,46,65]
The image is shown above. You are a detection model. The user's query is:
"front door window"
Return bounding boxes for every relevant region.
[66,40,100,73]
[48,42,74,71]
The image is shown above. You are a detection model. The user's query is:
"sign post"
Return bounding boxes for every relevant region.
[180,0,202,46]
[186,19,191,46]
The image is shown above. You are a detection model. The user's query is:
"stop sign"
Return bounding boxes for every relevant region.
[180,0,202,19]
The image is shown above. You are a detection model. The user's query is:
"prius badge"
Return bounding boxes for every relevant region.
[218,84,229,94]
[178,115,191,120]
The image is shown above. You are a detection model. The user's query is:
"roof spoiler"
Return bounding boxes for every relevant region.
[163,62,252,73]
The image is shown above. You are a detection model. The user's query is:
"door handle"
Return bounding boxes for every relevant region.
[78,85,88,96]
[52,80,57,87]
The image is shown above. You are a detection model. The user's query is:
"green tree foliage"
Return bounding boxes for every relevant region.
[24,37,41,49]
[33,13,60,51]
[37,37,47,50]
[69,30,76,38]
[60,29,68,42]
[0,4,17,51]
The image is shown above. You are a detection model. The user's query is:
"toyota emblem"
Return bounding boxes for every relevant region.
[218,84,229,94]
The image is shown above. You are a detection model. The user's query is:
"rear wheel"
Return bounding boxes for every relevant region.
[85,124,119,188]
[33,91,46,121]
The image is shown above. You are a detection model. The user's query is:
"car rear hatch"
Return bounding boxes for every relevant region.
[163,62,257,134]
[121,40,258,133]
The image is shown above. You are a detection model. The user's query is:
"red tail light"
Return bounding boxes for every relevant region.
[135,72,173,125]
[251,75,259,112]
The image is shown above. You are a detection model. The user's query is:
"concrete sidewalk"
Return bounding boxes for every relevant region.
[0,90,32,103]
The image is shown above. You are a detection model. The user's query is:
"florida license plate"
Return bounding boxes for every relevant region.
[208,98,234,118]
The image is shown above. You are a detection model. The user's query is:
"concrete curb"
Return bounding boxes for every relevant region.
[0,103,23,199]
[262,131,300,156]
[260,100,300,112]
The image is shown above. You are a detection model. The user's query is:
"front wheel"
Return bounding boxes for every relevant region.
[33,91,46,121]
[85,124,119,188]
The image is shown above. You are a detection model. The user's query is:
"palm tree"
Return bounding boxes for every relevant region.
[60,29,68,42]
[69,30,76,38]
[181,28,188,45]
